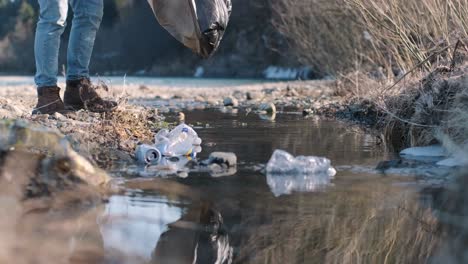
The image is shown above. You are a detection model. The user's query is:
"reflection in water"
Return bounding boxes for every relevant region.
[266,170,331,196]
[233,175,440,263]
[100,194,183,262]
[152,203,233,264]
[426,170,468,263]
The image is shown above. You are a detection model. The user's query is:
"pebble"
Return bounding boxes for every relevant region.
[223,97,239,107]
[286,87,299,97]
[246,91,262,100]
[206,99,219,106]
[303,109,314,116]
[53,112,68,121]
[0,109,13,119]
[233,90,245,100]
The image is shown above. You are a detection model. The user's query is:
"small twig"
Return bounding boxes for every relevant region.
[381,44,452,94]
[377,103,438,128]
[449,39,461,71]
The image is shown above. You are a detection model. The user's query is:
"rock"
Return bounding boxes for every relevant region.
[3,104,24,116]
[302,109,314,116]
[206,98,219,106]
[262,88,279,95]
[205,152,237,167]
[258,102,277,114]
[195,95,205,102]
[233,90,245,100]
[52,112,68,121]
[0,119,110,188]
[223,97,239,107]
[0,109,13,119]
[285,87,299,97]
[246,91,262,100]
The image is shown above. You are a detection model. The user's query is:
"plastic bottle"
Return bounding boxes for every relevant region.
[154,124,202,157]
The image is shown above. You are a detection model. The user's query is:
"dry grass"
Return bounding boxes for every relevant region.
[347,0,467,72]
[271,0,468,76]
[271,0,365,76]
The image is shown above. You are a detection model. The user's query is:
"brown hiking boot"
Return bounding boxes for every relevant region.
[64,78,117,113]
[32,86,68,115]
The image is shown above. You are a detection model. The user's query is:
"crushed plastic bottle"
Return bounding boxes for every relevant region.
[135,124,202,164]
[154,124,202,157]
[266,150,336,196]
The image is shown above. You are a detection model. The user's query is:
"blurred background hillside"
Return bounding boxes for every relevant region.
[0,0,295,78]
[1,0,465,79]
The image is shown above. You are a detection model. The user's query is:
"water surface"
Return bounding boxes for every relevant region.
[6,110,467,263]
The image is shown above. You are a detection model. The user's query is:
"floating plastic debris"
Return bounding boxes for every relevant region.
[135,124,202,164]
[266,150,336,196]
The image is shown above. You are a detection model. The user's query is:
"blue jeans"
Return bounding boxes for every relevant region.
[34,0,103,88]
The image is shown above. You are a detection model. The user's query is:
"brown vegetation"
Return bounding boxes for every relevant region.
[272,0,468,151]
[271,0,468,76]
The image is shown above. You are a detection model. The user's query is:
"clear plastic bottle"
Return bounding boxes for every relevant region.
[155,124,202,157]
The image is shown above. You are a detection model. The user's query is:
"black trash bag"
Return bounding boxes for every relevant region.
[148,0,232,58]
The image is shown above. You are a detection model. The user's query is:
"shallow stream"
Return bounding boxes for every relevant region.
[6,109,468,263]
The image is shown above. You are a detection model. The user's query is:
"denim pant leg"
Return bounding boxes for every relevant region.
[34,0,68,88]
[67,0,104,81]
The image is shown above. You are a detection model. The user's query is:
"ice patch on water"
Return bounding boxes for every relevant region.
[266,150,336,196]
[437,157,467,167]
[400,145,446,158]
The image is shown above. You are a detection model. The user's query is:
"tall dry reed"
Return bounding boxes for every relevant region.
[271,0,468,75]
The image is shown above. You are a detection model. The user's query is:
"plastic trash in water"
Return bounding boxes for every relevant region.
[147,0,232,58]
[135,144,162,164]
[144,156,193,177]
[155,124,202,157]
[266,150,336,197]
[136,124,202,164]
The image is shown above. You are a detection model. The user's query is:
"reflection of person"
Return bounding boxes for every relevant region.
[151,203,233,264]
[33,0,117,115]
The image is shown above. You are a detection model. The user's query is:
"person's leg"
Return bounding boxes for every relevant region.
[64,0,117,112]
[34,0,68,88]
[66,0,103,81]
[33,0,69,115]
